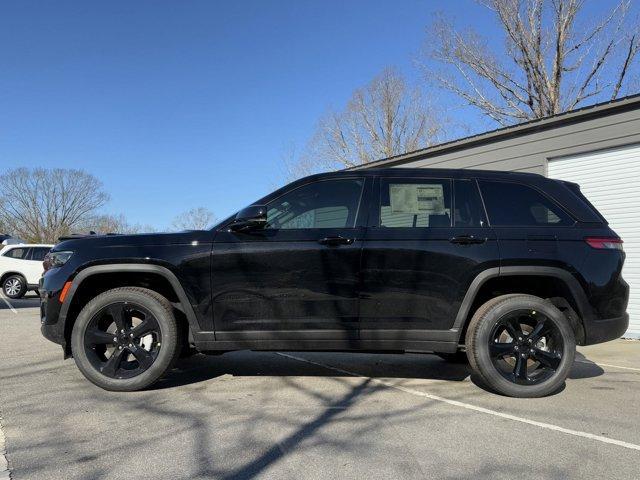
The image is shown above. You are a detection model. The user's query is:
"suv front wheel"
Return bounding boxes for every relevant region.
[465,294,576,398]
[71,287,181,391]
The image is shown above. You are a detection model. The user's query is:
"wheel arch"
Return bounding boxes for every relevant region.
[453,266,592,345]
[59,264,201,357]
[1,271,26,284]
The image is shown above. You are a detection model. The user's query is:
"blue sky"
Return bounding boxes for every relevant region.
[0,1,634,228]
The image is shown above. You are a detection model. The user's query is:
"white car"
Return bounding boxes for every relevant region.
[0,244,53,299]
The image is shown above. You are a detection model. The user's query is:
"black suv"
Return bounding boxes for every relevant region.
[40,168,628,397]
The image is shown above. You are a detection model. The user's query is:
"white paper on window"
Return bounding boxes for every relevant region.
[390,184,445,215]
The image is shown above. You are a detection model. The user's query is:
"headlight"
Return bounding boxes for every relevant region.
[43,251,73,272]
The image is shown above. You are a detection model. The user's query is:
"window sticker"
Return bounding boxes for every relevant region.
[390,184,445,215]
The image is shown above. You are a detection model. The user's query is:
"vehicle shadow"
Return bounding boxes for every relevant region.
[154,350,472,390]
[0,292,40,310]
[154,348,605,392]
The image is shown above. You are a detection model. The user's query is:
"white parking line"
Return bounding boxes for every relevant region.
[0,414,10,480]
[277,353,640,452]
[0,292,17,314]
[575,359,640,372]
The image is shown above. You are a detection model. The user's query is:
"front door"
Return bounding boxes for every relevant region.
[359,176,499,347]
[211,177,368,345]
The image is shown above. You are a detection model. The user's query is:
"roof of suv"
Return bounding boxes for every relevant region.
[307,167,543,180]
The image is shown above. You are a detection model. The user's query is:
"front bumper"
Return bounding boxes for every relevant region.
[39,276,69,354]
[583,313,629,345]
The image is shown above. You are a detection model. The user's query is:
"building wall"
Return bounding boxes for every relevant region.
[392,109,640,175]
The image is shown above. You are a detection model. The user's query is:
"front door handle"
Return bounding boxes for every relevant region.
[450,235,487,245]
[318,236,354,246]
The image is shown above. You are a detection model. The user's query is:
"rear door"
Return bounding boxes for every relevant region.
[359,176,499,345]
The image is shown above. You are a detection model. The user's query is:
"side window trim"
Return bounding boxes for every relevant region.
[376,177,453,229]
[474,178,492,227]
[478,179,576,227]
[453,178,488,228]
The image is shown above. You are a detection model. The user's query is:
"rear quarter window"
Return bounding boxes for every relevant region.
[479,180,574,227]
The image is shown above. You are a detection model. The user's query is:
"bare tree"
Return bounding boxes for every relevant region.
[298,67,444,173]
[425,0,640,125]
[0,168,110,243]
[170,207,217,231]
[89,214,156,235]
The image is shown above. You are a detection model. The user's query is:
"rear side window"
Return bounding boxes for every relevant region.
[454,180,486,227]
[479,181,573,226]
[379,179,452,228]
[30,247,50,261]
[3,247,29,259]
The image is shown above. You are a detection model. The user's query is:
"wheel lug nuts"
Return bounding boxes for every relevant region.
[129,343,133,347]
[521,353,527,358]
[113,337,117,342]
[130,333,134,337]
[120,329,125,334]
[118,346,123,350]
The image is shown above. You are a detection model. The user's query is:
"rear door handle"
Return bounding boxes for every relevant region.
[318,236,354,246]
[450,235,487,245]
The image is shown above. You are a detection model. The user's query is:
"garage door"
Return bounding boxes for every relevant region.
[548,145,640,339]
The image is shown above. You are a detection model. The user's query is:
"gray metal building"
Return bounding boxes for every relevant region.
[355,94,640,338]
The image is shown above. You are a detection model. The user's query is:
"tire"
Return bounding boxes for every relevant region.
[465,294,576,398]
[435,351,468,363]
[71,287,182,391]
[3,274,27,299]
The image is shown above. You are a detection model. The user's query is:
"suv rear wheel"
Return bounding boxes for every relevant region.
[71,287,181,391]
[3,274,27,299]
[465,294,576,398]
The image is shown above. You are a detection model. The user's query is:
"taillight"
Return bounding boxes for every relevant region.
[585,237,624,250]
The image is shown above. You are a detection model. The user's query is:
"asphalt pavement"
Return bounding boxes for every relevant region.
[1,296,639,479]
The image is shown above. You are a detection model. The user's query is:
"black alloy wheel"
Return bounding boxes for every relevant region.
[71,287,181,391]
[84,302,162,379]
[465,294,575,398]
[488,310,563,385]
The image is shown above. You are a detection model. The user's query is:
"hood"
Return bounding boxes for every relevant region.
[52,230,213,252]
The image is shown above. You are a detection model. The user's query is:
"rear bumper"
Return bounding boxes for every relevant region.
[583,313,629,345]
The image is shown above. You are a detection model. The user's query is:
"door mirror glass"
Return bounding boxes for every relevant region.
[229,205,267,232]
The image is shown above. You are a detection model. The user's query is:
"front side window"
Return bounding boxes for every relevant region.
[479,180,573,226]
[4,247,28,259]
[266,179,364,230]
[379,179,452,228]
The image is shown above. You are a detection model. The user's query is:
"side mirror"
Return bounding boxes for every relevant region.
[229,205,267,232]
